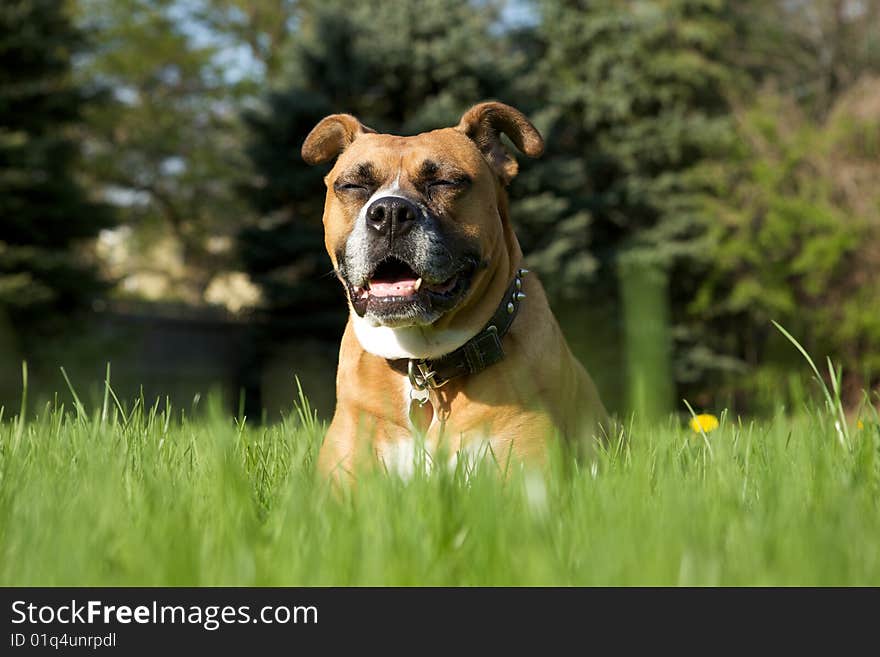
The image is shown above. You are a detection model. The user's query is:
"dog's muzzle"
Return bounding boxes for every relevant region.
[339,196,478,327]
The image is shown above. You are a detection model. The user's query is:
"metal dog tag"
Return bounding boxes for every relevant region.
[409,388,433,435]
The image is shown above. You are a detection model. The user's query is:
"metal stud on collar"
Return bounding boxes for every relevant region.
[506,268,528,314]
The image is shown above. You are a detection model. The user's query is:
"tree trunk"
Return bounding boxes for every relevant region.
[618,253,675,421]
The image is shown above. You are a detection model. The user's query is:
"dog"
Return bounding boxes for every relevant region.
[302,102,608,477]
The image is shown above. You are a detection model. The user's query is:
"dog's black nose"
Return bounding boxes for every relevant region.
[365,196,418,238]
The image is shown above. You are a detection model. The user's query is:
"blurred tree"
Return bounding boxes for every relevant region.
[693,81,880,408]
[515,0,734,416]
[0,0,114,333]
[193,0,298,90]
[239,0,518,336]
[238,91,334,334]
[676,0,880,408]
[75,0,257,306]
[521,0,732,291]
[730,0,880,116]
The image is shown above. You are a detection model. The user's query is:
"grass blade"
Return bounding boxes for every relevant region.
[59,366,87,421]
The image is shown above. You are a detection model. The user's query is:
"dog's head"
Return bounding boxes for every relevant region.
[302,102,543,335]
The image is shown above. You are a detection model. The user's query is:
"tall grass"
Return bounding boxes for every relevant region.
[1,361,878,586]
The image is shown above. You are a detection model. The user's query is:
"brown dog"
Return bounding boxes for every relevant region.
[302,102,608,477]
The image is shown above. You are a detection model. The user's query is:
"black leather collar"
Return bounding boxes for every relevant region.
[389,268,528,391]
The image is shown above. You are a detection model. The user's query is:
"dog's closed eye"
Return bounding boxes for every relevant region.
[333,162,379,196]
[333,179,375,198]
[335,182,369,192]
[424,176,471,195]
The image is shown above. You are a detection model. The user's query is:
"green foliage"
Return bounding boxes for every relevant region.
[1,387,879,585]
[75,0,257,302]
[690,85,880,403]
[516,0,733,297]
[192,0,297,86]
[0,0,113,328]
[503,0,735,416]
[730,0,880,117]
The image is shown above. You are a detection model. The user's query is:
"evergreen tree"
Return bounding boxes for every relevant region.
[513,0,734,414]
[0,0,114,331]
[519,0,732,292]
[239,91,335,333]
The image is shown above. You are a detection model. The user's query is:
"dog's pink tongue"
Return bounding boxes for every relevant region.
[369,278,419,297]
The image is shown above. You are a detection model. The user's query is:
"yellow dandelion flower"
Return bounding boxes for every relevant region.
[690,414,719,434]
[857,420,864,430]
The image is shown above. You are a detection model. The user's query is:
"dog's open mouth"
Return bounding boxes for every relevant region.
[348,256,473,320]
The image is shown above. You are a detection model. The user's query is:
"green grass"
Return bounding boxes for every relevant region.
[1,371,879,585]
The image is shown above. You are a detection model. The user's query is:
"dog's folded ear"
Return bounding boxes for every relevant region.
[456,102,544,184]
[302,114,376,165]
